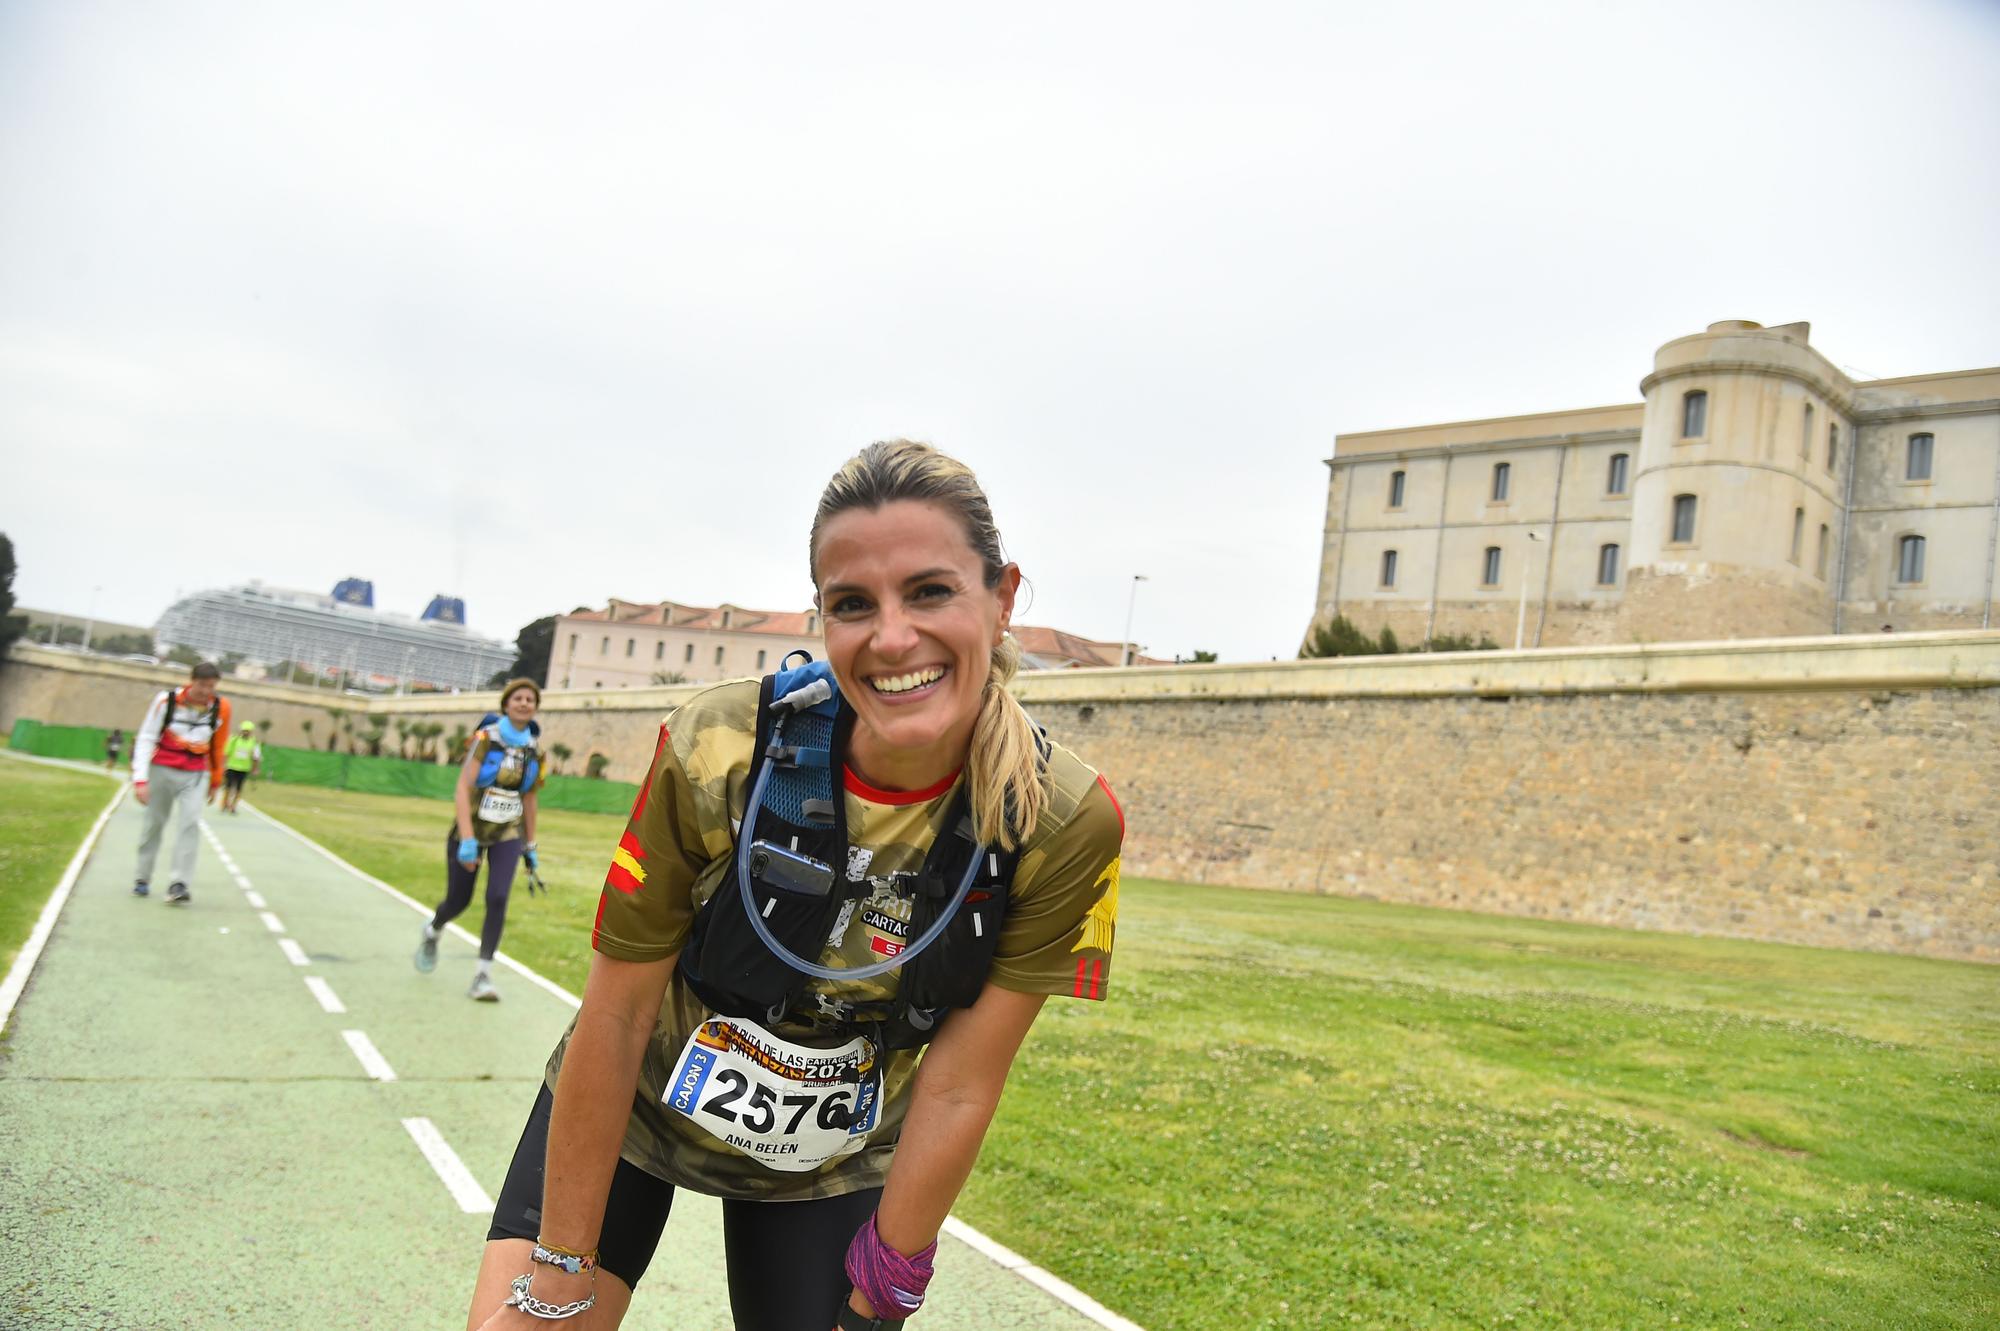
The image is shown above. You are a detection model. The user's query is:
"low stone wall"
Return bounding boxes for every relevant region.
[9,634,1998,960]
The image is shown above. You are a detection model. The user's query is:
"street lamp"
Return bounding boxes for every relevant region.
[1514,530,1546,651]
[81,585,102,654]
[1121,575,1149,667]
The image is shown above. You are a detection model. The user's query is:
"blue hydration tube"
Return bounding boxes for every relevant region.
[734,710,982,983]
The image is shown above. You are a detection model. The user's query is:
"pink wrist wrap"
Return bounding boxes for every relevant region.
[844,1214,938,1318]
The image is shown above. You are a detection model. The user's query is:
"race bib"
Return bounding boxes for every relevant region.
[665,1018,881,1173]
[476,787,523,824]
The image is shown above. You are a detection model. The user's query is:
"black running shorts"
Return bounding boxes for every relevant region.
[487,1084,882,1324]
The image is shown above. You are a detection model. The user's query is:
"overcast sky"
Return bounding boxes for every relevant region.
[4,0,1997,664]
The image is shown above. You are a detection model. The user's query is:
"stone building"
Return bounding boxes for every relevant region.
[553,600,823,689]
[1311,320,2000,648]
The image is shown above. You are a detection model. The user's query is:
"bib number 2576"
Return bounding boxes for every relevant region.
[665,1019,880,1173]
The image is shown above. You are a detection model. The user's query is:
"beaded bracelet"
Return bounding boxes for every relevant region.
[531,1241,599,1276]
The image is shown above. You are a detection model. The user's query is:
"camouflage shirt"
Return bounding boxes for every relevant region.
[547,680,1123,1200]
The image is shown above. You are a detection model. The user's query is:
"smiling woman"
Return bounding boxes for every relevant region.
[466,440,1125,1331]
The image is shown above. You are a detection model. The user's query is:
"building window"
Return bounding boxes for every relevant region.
[806,612,819,634]
[655,642,664,660]
[1606,452,1629,496]
[1790,508,1804,564]
[1481,546,1502,586]
[756,649,767,669]
[1681,390,1707,438]
[714,645,725,666]
[1380,549,1399,588]
[600,636,609,655]
[1906,433,1934,480]
[1801,402,1814,458]
[1671,493,1698,544]
[1597,543,1621,586]
[684,643,694,663]
[721,609,732,628]
[1816,524,1830,579]
[625,638,635,657]
[1825,423,1838,472]
[1490,462,1511,502]
[1388,470,1406,509]
[1897,535,1926,584]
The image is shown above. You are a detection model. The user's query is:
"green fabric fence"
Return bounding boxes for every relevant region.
[8,722,636,815]
[8,720,115,763]
[258,745,638,814]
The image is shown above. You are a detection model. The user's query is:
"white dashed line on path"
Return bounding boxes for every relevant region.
[259,911,286,934]
[341,1030,397,1081]
[278,938,310,966]
[401,1118,493,1213]
[243,890,267,909]
[303,976,347,1014]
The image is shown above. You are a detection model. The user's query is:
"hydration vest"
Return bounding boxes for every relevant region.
[154,689,221,756]
[472,715,540,791]
[676,658,1025,1051]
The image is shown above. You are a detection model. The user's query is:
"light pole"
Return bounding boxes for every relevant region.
[81,585,102,654]
[1120,575,1149,667]
[1514,530,1546,651]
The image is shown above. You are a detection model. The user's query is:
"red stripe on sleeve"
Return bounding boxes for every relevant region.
[1095,774,1125,838]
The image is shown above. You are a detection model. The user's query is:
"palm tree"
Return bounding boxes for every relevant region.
[393,718,412,760]
[448,724,470,763]
[323,707,343,752]
[301,719,314,749]
[550,742,573,776]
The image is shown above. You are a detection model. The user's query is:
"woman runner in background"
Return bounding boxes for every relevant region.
[417,678,546,1001]
[469,440,1123,1330]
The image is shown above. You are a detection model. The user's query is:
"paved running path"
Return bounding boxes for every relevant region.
[0,767,1135,1330]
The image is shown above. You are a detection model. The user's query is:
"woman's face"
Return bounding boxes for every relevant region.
[814,499,1018,789]
[503,687,538,725]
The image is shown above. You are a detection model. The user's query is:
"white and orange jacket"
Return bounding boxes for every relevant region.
[133,687,232,792]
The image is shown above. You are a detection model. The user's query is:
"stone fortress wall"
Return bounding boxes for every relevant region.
[8,634,1997,962]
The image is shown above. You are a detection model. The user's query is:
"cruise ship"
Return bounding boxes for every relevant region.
[154,579,513,690]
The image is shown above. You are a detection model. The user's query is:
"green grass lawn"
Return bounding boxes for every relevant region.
[0,757,118,979]
[242,781,1999,1330]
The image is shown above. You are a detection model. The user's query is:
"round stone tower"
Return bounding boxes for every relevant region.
[1621,320,1854,642]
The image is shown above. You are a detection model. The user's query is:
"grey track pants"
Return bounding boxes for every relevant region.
[135,765,207,888]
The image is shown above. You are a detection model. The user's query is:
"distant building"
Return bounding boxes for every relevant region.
[1312,320,2000,648]
[154,582,512,690]
[554,597,1163,689]
[1010,625,1166,669]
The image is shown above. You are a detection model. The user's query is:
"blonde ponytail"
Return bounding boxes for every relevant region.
[968,634,1045,850]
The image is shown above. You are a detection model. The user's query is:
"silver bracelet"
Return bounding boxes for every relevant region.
[502,1271,595,1320]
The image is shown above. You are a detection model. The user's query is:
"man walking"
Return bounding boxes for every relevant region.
[221,721,262,814]
[132,662,231,904]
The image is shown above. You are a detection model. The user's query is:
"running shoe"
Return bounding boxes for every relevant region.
[468,973,500,1002]
[165,882,190,905]
[133,881,150,897]
[414,927,438,974]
